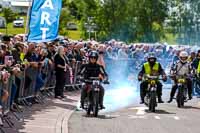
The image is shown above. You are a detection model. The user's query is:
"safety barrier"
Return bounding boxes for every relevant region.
[65,61,83,90]
[0,57,86,132]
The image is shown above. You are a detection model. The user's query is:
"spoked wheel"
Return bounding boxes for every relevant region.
[177,87,184,108]
[149,92,157,112]
[93,92,99,117]
[87,93,92,116]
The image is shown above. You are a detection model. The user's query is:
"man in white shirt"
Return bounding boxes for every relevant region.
[168,51,193,103]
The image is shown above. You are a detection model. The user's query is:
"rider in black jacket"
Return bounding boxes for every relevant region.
[78,51,108,109]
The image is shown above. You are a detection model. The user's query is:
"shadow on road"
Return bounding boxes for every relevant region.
[82,114,117,119]
[145,109,176,114]
[182,106,200,110]
[98,115,117,119]
[60,97,78,103]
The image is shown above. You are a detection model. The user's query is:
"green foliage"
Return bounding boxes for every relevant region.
[3,0,198,44]
[2,8,17,23]
[69,0,169,42]
[59,8,72,36]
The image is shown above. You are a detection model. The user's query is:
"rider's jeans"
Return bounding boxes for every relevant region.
[170,79,192,98]
[140,80,163,100]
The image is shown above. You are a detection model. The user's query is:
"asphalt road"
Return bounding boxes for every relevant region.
[69,88,200,133]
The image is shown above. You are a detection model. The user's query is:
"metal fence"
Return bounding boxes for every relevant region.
[0,59,83,132]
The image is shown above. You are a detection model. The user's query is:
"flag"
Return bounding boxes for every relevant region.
[27,0,62,43]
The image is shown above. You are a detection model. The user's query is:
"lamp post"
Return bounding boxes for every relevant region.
[25,0,33,41]
[85,17,97,40]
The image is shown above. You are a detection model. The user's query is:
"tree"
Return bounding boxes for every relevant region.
[59,8,72,36]
[2,8,16,24]
[66,0,170,42]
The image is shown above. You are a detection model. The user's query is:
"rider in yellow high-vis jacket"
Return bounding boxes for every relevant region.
[138,52,167,104]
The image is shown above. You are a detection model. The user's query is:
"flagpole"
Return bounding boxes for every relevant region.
[24,0,33,42]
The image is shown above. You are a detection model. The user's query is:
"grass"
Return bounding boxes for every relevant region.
[0,25,82,40]
[0,23,26,35]
[0,15,82,40]
[0,15,27,35]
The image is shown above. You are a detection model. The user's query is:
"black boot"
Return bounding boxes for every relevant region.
[100,104,105,109]
[80,102,84,109]
[158,97,164,103]
[188,95,192,100]
[167,97,173,103]
[140,98,144,104]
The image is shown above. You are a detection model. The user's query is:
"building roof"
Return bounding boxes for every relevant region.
[11,1,31,7]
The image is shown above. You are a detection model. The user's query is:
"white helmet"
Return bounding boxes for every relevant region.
[179,51,188,63]
[179,51,188,57]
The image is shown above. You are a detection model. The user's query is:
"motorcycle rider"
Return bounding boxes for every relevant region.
[78,51,108,109]
[168,51,193,103]
[192,50,200,97]
[138,52,167,104]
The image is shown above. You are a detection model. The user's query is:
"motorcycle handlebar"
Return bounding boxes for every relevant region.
[144,75,163,80]
[78,76,110,84]
[168,74,194,79]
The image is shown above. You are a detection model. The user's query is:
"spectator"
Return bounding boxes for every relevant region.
[54,46,69,98]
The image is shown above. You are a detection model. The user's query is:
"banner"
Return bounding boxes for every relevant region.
[27,0,62,43]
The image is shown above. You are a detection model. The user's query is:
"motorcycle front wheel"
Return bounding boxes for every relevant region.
[93,92,100,117]
[149,91,157,112]
[176,87,184,108]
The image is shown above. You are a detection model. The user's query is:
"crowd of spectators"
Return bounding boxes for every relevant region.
[0,34,199,113]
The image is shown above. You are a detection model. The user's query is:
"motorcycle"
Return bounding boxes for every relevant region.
[176,76,188,108]
[82,77,109,117]
[144,75,162,112]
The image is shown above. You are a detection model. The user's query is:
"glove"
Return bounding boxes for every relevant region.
[99,74,104,80]
[138,75,142,81]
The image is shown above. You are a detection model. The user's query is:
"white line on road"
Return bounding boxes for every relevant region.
[129,107,148,115]
[105,114,120,118]
[154,116,161,120]
[128,115,146,119]
[174,116,180,120]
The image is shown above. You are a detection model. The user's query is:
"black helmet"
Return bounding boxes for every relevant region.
[89,51,99,60]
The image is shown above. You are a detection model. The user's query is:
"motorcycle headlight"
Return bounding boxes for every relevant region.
[178,79,185,83]
[150,80,156,85]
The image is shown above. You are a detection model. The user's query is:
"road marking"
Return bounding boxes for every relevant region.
[128,115,146,119]
[174,116,180,120]
[167,116,181,120]
[127,115,183,120]
[105,114,120,118]
[154,116,161,120]
[129,107,148,115]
